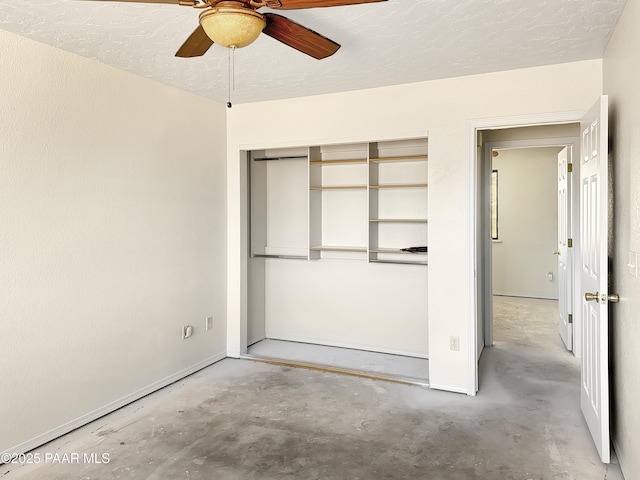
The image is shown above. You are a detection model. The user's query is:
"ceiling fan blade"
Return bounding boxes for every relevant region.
[262,13,339,60]
[265,0,385,10]
[176,25,214,58]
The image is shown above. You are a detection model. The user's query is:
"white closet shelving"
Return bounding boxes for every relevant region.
[309,143,369,259]
[368,140,428,265]
[249,137,428,265]
[246,137,429,359]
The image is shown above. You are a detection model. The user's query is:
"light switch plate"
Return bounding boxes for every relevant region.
[629,251,638,278]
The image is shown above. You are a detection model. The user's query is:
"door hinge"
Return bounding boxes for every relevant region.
[568,314,573,324]
[568,238,573,248]
[567,163,573,173]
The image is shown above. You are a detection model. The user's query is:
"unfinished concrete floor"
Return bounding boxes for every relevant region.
[2,296,624,479]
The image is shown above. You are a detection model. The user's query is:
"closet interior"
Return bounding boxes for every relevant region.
[246,137,430,382]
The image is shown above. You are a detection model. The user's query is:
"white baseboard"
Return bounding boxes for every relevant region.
[611,435,630,479]
[3,352,227,458]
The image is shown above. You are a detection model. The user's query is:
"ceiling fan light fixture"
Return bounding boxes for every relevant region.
[199,6,266,49]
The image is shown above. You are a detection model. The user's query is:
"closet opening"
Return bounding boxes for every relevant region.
[242,139,430,385]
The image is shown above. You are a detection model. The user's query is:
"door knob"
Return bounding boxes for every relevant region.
[553,250,560,255]
[585,292,620,303]
[585,292,599,302]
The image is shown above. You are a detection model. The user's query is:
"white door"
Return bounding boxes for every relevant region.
[580,96,613,463]
[557,147,573,350]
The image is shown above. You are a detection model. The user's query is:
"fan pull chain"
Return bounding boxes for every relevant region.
[227,46,236,109]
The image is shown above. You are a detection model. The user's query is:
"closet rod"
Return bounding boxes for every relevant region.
[252,254,307,260]
[253,156,308,162]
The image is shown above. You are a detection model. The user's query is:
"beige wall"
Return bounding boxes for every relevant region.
[227,60,603,392]
[0,30,228,453]
[603,0,640,477]
[492,147,561,299]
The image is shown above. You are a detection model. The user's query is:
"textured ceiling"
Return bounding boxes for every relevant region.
[0,0,628,104]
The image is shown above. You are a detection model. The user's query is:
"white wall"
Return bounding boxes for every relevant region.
[0,30,228,454]
[492,147,561,299]
[263,260,429,356]
[603,0,640,477]
[227,60,602,393]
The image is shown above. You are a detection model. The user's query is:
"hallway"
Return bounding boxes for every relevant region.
[2,297,624,479]
[492,295,566,349]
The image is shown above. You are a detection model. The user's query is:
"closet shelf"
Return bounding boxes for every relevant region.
[370,248,428,255]
[369,219,428,223]
[369,183,427,189]
[252,254,308,260]
[251,139,428,267]
[370,259,429,265]
[369,155,428,163]
[310,159,367,165]
[310,246,367,253]
[310,185,367,190]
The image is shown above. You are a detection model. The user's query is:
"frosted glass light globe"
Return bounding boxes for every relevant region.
[199,7,266,49]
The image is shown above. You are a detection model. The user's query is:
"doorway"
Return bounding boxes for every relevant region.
[477,128,580,353]
[490,146,562,346]
[470,98,613,463]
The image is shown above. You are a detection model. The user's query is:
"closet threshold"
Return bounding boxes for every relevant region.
[239,354,430,388]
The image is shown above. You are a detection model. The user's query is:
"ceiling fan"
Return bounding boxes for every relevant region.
[81,0,386,60]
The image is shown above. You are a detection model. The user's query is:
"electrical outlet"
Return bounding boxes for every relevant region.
[182,325,193,339]
[206,317,213,331]
[450,336,460,351]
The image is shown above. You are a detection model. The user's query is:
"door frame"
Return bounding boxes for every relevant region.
[467,111,587,395]
[481,137,579,348]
